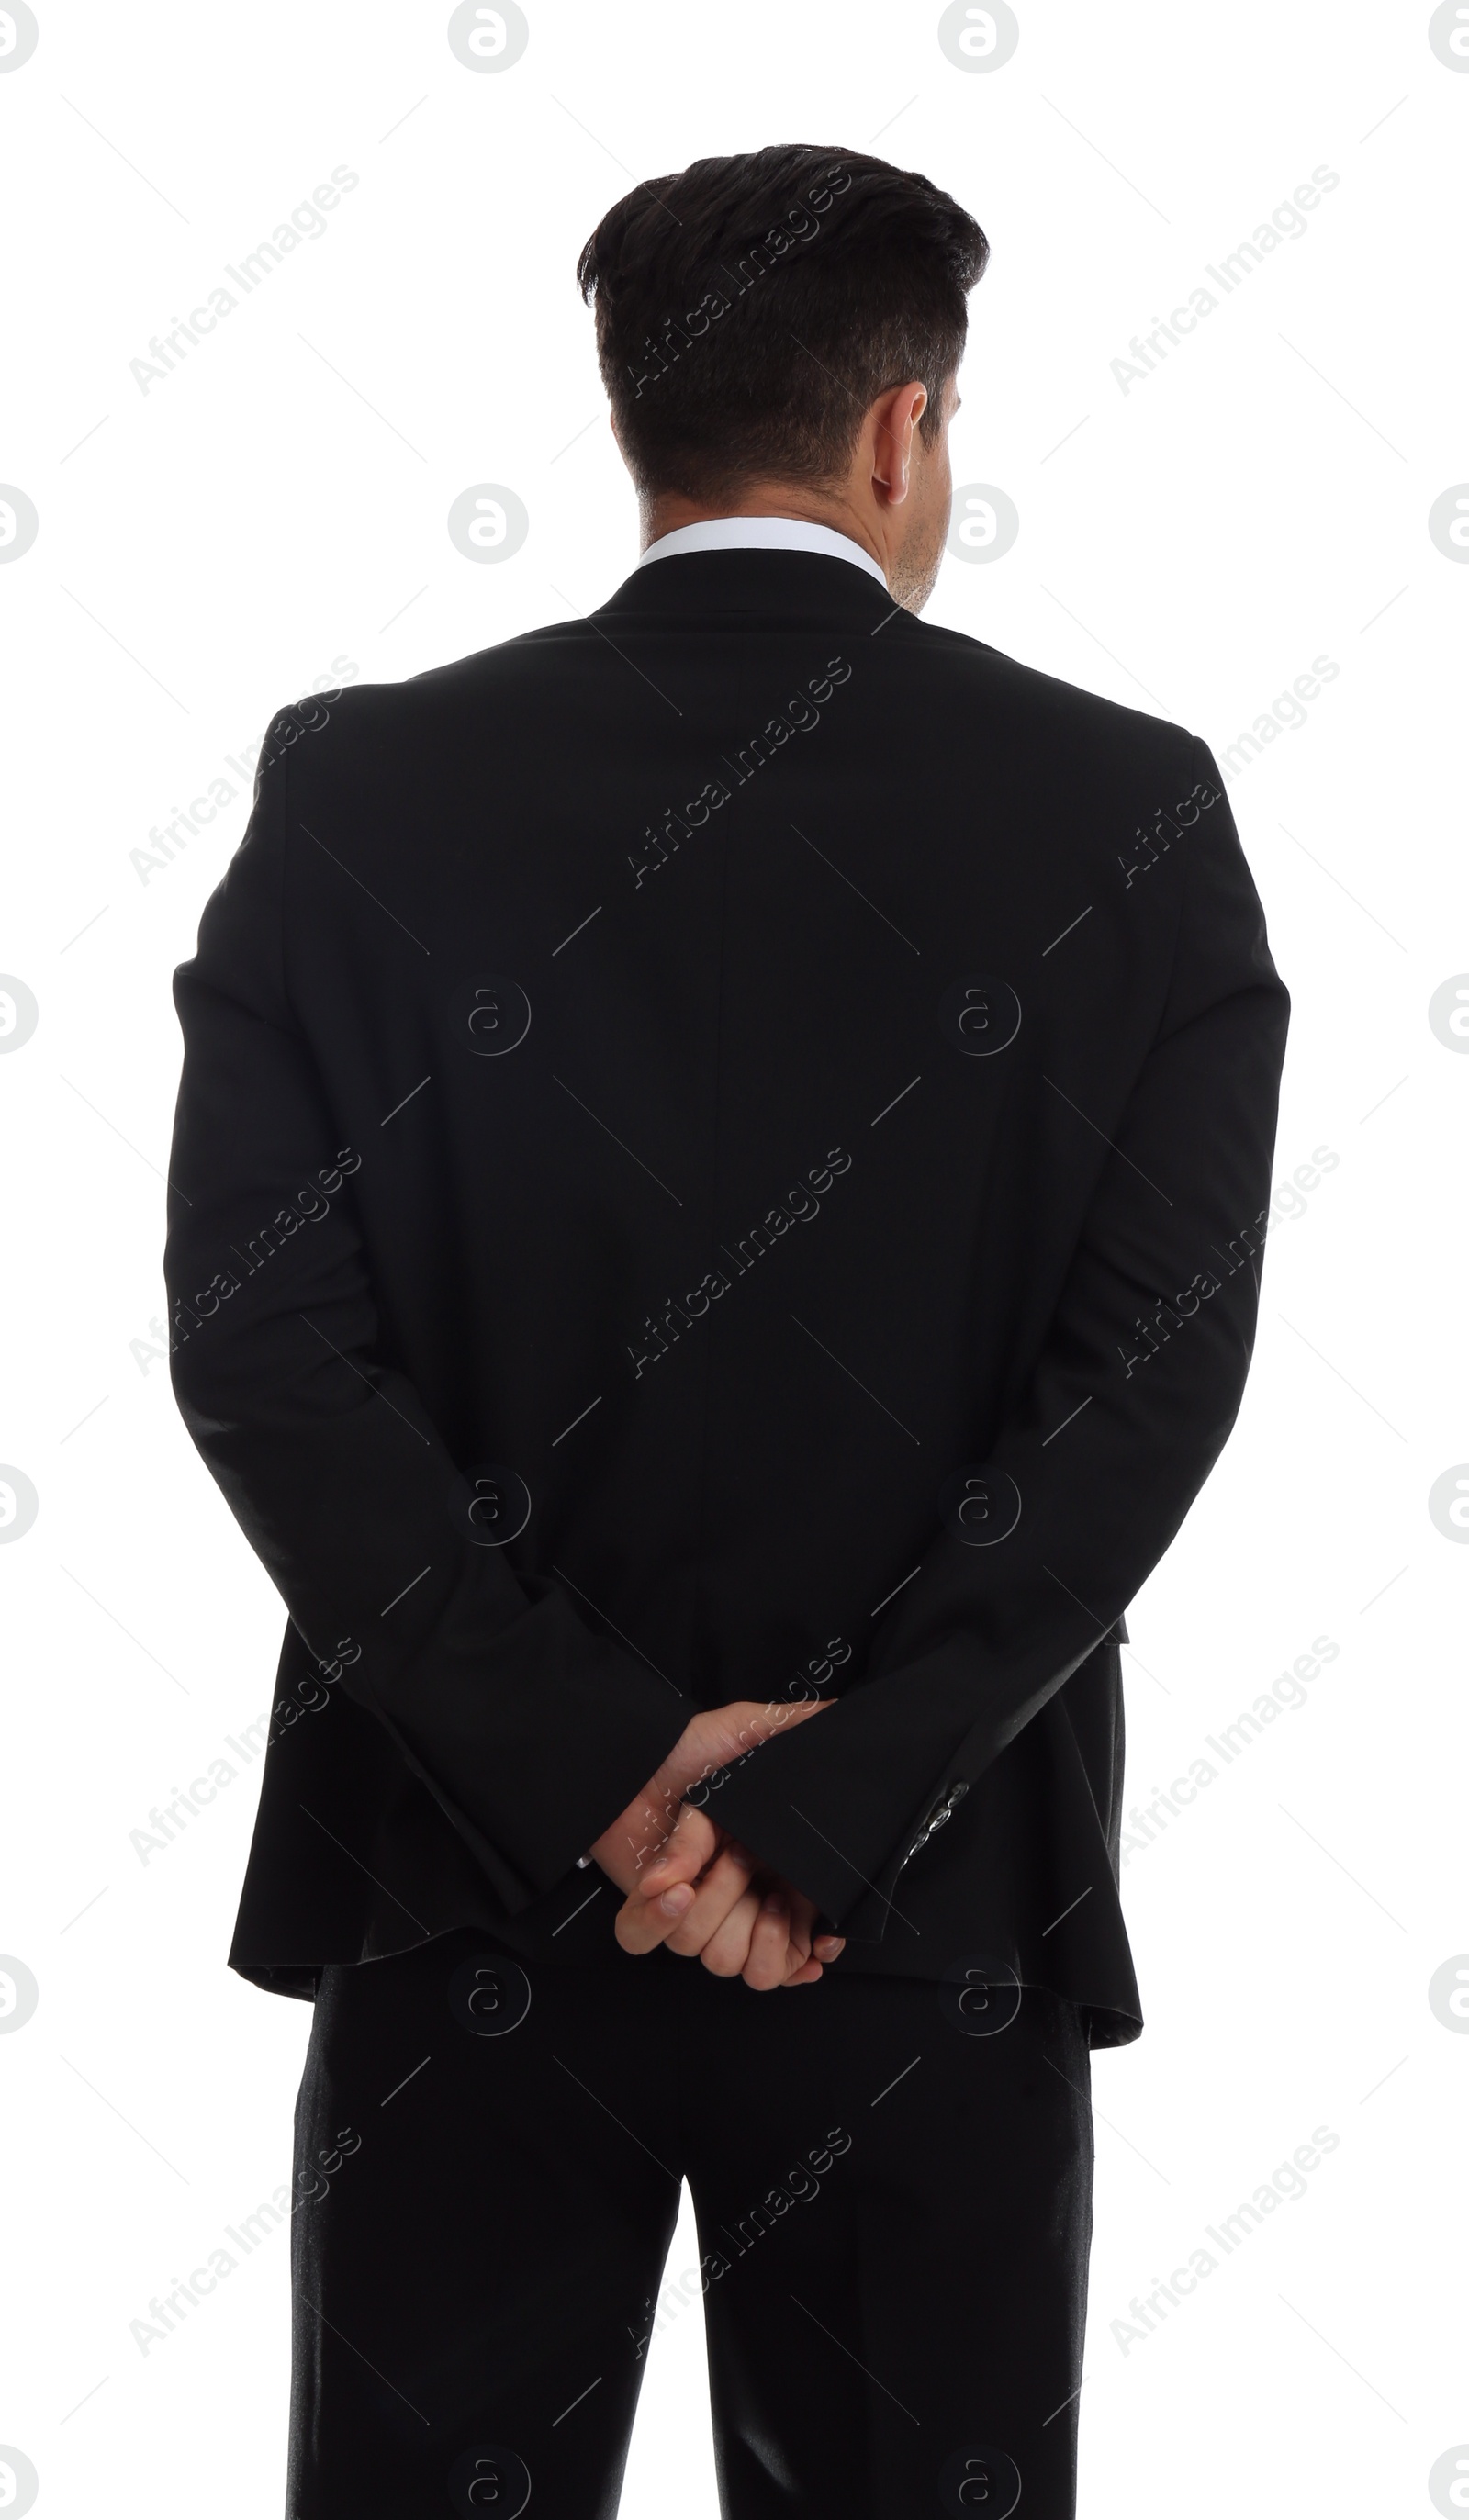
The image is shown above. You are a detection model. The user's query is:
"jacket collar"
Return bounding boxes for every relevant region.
[593,544,905,630]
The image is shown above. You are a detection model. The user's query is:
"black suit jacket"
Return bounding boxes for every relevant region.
[164,547,1288,2046]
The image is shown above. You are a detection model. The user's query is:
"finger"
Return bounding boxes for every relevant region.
[743,1692,837,1750]
[787,1889,844,1966]
[697,1884,765,1978]
[615,1885,685,1955]
[781,1893,839,1985]
[741,1890,798,1993]
[805,1893,846,1954]
[636,1804,720,1898]
[615,1808,723,1954]
[784,1891,820,1968]
[781,1908,813,1979]
[663,1842,757,1958]
[615,1868,702,1955]
[691,1693,837,1778]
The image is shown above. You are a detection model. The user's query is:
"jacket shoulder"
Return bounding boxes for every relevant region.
[266,620,1207,798]
[914,617,1199,781]
[266,622,589,754]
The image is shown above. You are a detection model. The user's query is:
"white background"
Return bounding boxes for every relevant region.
[2,3,1466,2514]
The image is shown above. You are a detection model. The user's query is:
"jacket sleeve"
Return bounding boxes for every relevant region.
[705,738,1290,1933]
[163,706,690,1916]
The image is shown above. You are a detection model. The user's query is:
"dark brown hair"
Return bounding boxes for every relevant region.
[576,143,989,502]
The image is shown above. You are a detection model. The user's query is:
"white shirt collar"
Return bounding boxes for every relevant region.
[636,513,888,589]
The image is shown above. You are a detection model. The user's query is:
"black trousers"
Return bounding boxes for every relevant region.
[287,1928,1094,2518]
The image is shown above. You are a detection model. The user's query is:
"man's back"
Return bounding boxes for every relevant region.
[161,143,1295,2516]
[165,543,1286,2045]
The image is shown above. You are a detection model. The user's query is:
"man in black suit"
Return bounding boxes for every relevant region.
[165,144,1287,2518]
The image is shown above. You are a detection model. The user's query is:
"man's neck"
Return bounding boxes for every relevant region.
[639,489,884,573]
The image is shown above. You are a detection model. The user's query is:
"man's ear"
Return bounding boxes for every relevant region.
[870,382,927,505]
